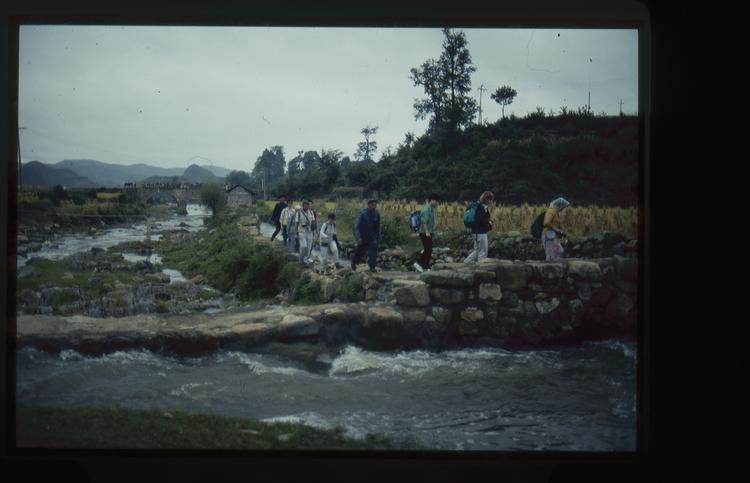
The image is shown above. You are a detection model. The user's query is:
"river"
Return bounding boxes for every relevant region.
[16,339,636,451]
[15,204,637,451]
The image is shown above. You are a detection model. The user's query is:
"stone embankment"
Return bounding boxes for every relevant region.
[17,255,637,354]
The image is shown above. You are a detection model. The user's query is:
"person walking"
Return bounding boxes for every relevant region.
[270,195,288,242]
[413,195,439,273]
[279,197,293,247]
[286,204,300,253]
[542,197,570,261]
[295,200,316,265]
[351,199,381,272]
[318,213,341,274]
[464,191,494,263]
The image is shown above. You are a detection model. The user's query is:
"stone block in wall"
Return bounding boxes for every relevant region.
[527,261,566,280]
[606,293,634,319]
[421,270,476,287]
[568,299,585,327]
[566,260,603,281]
[479,283,503,301]
[364,306,405,328]
[614,255,638,282]
[430,287,465,305]
[589,287,612,307]
[460,307,484,323]
[493,260,532,290]
[614,280,638,294]
[474,270,497,282]
[577,283,592,301]
[394,283,431,307]
[500,291,519,308]
[458,307,484,336]
[431,306,453,324]
[535,297,561,315]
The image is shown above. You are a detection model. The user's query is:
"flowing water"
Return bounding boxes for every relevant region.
[15,339,636,451]
[17,204,211,269]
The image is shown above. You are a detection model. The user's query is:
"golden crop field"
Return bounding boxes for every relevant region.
[256,198,638,238]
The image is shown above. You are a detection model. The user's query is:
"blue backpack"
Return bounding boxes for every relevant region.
[463,201,480,228]
[408,210,422,232]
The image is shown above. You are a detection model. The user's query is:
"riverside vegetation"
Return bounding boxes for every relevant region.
[16,405,417,450]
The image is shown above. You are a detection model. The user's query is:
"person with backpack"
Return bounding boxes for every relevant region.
[318,213,341,274]
[279,197,293,247]
[351,199,381,273]
[270,194,288,242]
[295,200,316,265]
[286,203,300,253]
[412,195,439,273]
[464,191,494,263]
[542,197,570,261]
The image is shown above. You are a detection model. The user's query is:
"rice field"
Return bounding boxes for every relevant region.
[257,198,638,239]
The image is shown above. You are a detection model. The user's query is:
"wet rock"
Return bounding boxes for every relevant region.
[190,274,207,285]
[394,283,430,306]
[145,273,171,284]
[134,260,156,272]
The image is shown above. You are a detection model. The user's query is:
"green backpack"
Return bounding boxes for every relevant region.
[463,201,480,228]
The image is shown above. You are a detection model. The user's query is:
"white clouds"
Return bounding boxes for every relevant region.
[19,26,637,171]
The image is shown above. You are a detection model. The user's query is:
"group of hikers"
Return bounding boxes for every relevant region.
[269,192,572,274]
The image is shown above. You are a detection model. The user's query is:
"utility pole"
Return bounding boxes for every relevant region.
[477,84,487,125]
[588,81,591,113]
[17,126,26,189]
[619,99,625,116]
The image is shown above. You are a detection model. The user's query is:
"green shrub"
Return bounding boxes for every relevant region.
[437,226,473,251]
[378,214,411,249]
[276,263,302,291]
[292,273,324,304]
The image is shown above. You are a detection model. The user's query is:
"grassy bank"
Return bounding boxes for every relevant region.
[16,405,419,450]
[158,210,289,301]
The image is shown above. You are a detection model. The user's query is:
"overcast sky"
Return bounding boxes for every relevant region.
[18,26,638,171]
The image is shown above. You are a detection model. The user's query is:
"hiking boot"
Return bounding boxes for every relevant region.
[412,262,424,273]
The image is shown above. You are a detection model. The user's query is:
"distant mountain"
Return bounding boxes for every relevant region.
[53,159,232,187]
[21,161,96,188]
[182,164,218,182]
[200,165,233,178]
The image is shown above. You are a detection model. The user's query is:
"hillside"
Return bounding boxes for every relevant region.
[271,113,639,206]
[20,161,96,188]
[182,164,219,182]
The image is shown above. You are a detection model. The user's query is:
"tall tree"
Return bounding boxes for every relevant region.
[490,86,517,119]
[354,125,378,162]
[410,28,478,132]
[252,146,286,185]
[200,183,226,216]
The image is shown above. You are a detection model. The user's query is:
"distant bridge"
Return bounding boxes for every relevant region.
[123,182,208,215]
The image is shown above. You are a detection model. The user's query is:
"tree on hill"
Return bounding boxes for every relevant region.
[354,125,378,162]
[491,86,517,119]
[410,28,478,133]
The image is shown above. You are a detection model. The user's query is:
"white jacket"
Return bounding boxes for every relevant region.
[319,221,336,243]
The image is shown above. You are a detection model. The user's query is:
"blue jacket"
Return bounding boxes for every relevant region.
[272,202,287,222]
[471,203,492,234]
[354,208,381,243]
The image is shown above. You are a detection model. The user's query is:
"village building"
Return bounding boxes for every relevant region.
[225,184,255,207]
